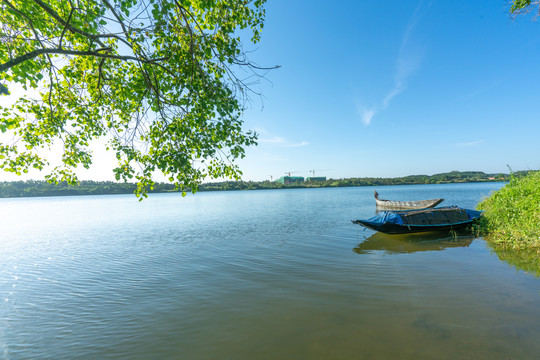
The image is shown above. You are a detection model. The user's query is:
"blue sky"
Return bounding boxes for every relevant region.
[237,0,540,181]
[1,0,539,183]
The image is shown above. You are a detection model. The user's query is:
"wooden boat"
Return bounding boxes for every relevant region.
[374,190,443,210]
[352,206,483,234]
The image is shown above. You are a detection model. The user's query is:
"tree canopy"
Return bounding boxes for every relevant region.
[510,0,540,17]
[0,0,272,197]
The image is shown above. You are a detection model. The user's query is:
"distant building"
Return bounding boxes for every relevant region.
[306,177,326,182]
[278,176,304,184]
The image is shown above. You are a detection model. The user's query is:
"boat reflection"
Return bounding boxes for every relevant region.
[353,231,474,254]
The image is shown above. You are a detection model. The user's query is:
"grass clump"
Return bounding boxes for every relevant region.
[476,170,540,252]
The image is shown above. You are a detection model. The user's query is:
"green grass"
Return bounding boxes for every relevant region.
[476,171,540,252]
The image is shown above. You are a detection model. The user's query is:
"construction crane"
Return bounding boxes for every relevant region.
[308,169,330,176]
[284,171,302,176]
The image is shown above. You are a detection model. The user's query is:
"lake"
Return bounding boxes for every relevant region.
[2,182,540,359]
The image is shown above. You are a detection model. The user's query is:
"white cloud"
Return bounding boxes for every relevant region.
[360,108,375,126]
[357,1,427,125]
[286,141,309,147]
[258,136,286,144]
[258,135,308,147]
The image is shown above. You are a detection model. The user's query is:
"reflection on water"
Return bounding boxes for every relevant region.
[487,240,540,277]
[4,183,540,360]
[354,231,474,254]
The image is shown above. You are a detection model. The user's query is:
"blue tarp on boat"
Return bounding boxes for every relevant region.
[353,206,483,234]
[372,211,404,225]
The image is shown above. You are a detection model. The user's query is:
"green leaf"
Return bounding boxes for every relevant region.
[0,0,269,199]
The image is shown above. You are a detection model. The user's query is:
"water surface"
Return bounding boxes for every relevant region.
[2,183,540,359]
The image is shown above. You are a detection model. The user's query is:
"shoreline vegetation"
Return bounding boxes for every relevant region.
[0,170,510,198]
[476,170,540,254]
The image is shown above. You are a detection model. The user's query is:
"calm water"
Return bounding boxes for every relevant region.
[2,182,540,359]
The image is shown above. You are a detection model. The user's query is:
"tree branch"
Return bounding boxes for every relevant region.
[59,5,76,49]
[0,47,166,72]
[101,0,146,52]
[30,0,106,47]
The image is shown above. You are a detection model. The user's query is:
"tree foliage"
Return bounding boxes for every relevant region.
[0,0,272,197]
[509,0,540,18]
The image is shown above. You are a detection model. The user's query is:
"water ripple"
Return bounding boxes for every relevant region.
[3,185,540,359]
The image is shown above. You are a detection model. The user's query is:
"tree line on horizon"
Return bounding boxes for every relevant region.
[0,170,519,198]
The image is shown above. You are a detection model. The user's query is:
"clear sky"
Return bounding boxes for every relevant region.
[237,0,540,181]
[1,0,540,182]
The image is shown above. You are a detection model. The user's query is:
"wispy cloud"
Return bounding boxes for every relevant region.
[358,1,427,125]
[258,135,309,147]
[454,139,485,147]
[360,108,376,126]
[385,1,426,108]
[258,136,286,144]
[286,141,309,147]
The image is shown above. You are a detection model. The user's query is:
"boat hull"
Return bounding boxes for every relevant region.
[352,206,483,235]
[352,218,476,234]
[375,198,444,210]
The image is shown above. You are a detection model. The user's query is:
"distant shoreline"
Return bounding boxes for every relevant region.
[0,170,512,198]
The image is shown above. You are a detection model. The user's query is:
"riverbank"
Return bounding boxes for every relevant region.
[0,170,509,198]
[477,171,540,253]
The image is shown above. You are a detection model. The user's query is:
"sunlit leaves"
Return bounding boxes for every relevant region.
[510,0,533,13]
[0,0,268,197]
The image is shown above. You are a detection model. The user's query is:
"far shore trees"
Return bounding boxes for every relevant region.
[0,0,275,197]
